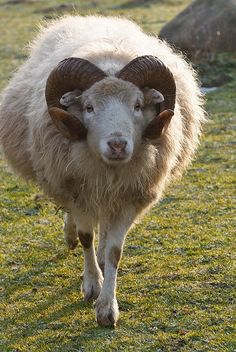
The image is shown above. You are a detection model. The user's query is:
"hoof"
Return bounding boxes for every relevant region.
[95,297,119,327]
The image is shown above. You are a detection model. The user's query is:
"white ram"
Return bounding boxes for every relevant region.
[0,15,205,327]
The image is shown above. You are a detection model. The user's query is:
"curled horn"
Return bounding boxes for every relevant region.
[45,57,107,140]
[117,55,176,139]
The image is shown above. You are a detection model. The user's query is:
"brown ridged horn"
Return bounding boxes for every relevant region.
[117,55,176,112]
[45,57,107,140]
[117,55,176,140]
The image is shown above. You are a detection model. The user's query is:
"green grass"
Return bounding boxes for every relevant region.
[0,1,235,351]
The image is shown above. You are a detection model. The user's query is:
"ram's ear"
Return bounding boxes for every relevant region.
[48,107,87,140]
[143,109,174,140]
[143,87,164,105]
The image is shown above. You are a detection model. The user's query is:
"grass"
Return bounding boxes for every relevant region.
[0,0,235,351]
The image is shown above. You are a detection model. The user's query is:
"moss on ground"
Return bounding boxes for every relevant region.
[0,1,235,351]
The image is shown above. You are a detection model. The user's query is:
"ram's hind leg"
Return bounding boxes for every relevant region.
[75,212,103,301]
[64,212,78,249]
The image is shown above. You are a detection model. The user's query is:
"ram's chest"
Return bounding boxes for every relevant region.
[51,171,158,219]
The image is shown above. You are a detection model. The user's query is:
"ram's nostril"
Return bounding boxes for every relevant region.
[107,139,127,153]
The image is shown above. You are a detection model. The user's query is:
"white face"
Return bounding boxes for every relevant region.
[64,77,164,165]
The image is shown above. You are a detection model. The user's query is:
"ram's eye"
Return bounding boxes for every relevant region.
[134,103,141,111]
[86,104,94,113]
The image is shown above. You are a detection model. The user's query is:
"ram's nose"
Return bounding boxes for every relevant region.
[107,138,127,155]
[101,135,132,164]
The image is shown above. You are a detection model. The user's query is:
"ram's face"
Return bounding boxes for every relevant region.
[64,77,164,165]
[81,78,145,164]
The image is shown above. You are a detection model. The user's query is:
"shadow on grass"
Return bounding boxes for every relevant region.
[3,282,90,346]
[3,251,69,296]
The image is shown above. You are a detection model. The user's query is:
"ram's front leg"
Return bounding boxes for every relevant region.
[95,207,136,327]
[97,224,108,275]
[74,211,103,301]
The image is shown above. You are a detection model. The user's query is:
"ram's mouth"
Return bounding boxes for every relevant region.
[102,154,131,165]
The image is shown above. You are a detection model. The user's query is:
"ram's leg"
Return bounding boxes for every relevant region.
[95,207,136,327]
[75,212,103,301]
[97,224,108,275]
[64,212,78,249]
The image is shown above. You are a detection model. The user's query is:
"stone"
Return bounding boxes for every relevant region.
[159,0,236,59]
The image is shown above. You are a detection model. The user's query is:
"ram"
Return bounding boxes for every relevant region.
[0,16,205,327]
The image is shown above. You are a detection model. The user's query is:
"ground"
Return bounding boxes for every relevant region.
[0,0,235,351]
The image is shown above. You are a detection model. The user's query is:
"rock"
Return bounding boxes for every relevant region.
[159,0,236,59]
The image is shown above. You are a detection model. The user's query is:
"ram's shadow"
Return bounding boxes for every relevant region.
[3,249,72,297]
[3,279,91,347]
